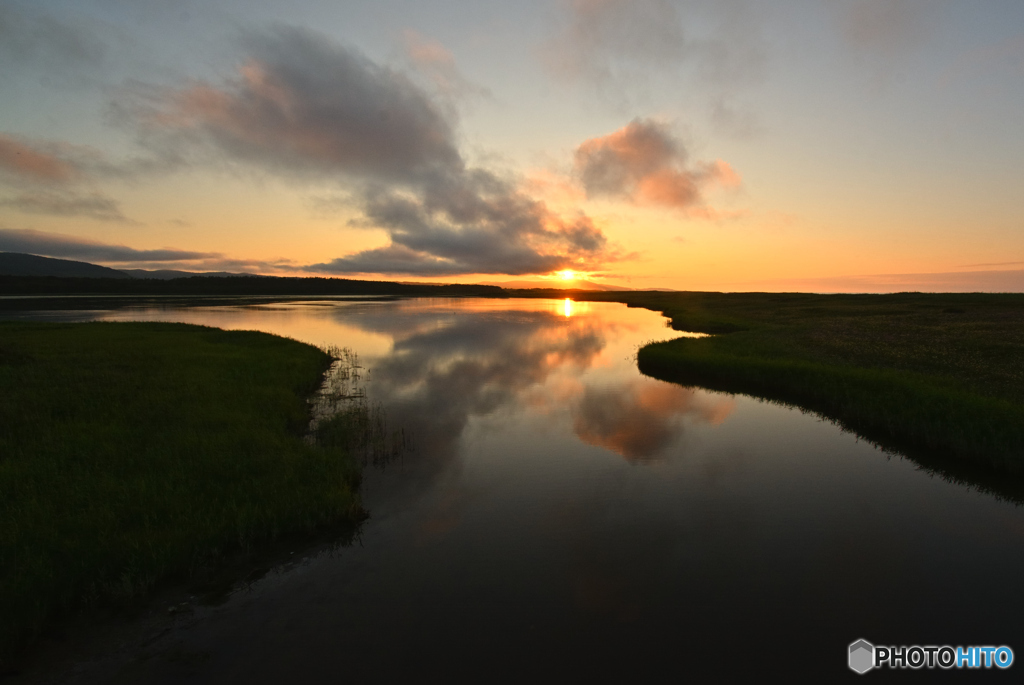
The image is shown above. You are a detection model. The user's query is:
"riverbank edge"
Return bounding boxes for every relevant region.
[0,322,366,671]
[636,339,1024,474]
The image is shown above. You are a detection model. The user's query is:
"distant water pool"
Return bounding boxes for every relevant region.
[7,297,1024,680]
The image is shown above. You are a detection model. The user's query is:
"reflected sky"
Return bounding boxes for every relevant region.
[83,297,733,476]
[8,298,1024,681]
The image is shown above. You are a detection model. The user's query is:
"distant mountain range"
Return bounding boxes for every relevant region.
[0,253,252,280]
[119,268,254,280]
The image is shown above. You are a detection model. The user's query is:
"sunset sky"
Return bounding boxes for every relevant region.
[1,0,1022,291]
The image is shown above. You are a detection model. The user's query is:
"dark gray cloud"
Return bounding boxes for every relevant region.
[126,25,617,276]
[0,227,213,262]
[313,171,608,276]
[125,25,462,184]
[574,118,740,210]
[0,191,132,223]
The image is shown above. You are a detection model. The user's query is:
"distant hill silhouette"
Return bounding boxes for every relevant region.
[0,253,132,279]
[480,279,633,291]
[120,268,253,280]
[0,272,508,298]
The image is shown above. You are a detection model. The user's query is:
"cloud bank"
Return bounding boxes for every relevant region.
[126,26,618,277]
[0,227,305,274]
[0,227,212,263]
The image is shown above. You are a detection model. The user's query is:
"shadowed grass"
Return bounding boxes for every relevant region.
[0,322,365,668]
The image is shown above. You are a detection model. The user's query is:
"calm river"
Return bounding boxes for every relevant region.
[8,297,1024,681]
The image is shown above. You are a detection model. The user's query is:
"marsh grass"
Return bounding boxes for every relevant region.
[0,322,374,668]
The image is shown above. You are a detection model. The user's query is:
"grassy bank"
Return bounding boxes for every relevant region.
[0,322,365,667]
[517,290,1024,475]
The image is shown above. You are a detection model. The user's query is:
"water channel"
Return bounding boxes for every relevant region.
[7,297,1024,681]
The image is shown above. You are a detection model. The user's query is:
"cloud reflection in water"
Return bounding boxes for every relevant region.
[333,299,735,472]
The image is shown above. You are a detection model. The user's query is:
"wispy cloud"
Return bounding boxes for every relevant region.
[0,133,152,222]
[0,134,78,183]
[402,30,491,106]
[574,118,740,212]
[837,0,943,85]
[840,0,935,56]
[0,130,183,188]
[0,191,132,223]
[0,4,106,87]
[122,26,621,277]
[541,0,767,105]
[708,97,762,139]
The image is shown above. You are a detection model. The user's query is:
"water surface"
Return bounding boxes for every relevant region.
[8,297,1024,680]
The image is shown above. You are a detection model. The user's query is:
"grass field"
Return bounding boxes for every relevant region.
[0,322,365,667]
[515,289,1024,479]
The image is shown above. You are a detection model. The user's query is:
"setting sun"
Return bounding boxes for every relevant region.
[559,270,576,281]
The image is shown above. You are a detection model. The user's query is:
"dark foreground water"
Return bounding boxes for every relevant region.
[8,298,1024,681]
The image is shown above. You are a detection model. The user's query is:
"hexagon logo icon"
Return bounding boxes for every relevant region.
[849,639,875,674]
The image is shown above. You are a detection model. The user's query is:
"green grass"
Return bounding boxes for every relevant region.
[0,321,365,667]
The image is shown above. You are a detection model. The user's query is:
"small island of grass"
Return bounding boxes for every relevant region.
[0,322,366,668]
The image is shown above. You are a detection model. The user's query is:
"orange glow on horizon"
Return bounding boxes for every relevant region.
[559,269,576,281]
